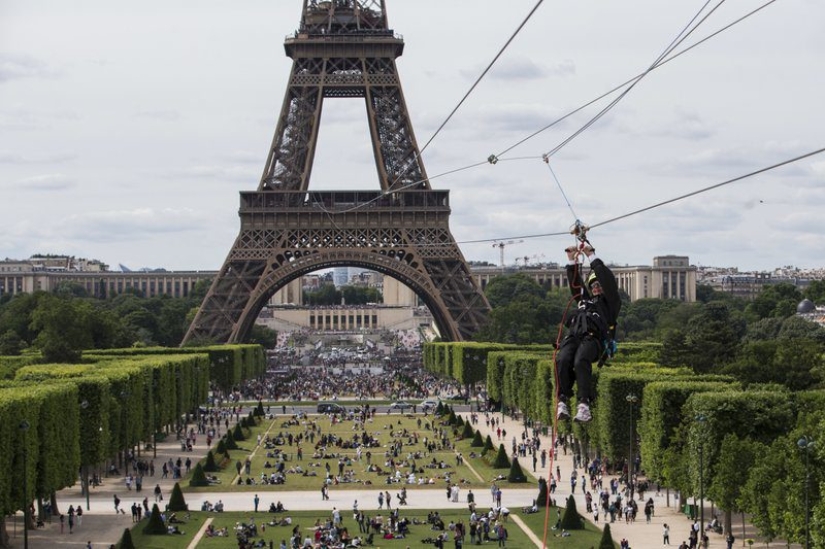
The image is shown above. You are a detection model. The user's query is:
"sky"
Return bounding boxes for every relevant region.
[1,0,824,273]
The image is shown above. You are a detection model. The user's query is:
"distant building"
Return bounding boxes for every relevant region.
[473,255,697,302]
[1,254,699,303]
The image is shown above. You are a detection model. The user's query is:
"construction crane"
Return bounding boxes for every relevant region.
[492,239,524,271]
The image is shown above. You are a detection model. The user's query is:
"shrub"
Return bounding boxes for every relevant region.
[167,482,188,511]
[216,438,228,455]
[560,495,585,530]
[461,421,474,439]
[190,463,209,487]
[471,429,484,447]
[119,527,136,549]
[598,523,616,548]
[483,435,495,454]
[507,457,527,483]
[203,450,218,472]
[232,423,245,442]
[492,444,511,469]
[142,503,167,535]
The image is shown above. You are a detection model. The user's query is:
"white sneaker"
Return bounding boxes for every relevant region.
[556,401,570,421]
[574,403,592,423]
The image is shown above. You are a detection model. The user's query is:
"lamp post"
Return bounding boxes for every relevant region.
[20,419,30,549]
[625,394,639,500]
[695,414,707,531]
[797,436,815,549]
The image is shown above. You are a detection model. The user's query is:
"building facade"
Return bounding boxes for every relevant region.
[0,255,697,303]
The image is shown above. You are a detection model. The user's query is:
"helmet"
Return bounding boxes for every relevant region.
[586,272,598,287]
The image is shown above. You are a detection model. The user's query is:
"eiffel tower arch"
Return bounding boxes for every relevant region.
[183,0,490,344]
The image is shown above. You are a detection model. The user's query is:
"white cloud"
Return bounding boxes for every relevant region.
[0,53,58,82]
[1,0,823,271]
[16,173,76,191]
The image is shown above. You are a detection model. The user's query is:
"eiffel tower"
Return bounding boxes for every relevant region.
[183,0,490,344]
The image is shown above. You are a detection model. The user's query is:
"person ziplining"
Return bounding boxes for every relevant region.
[555,233,622,423]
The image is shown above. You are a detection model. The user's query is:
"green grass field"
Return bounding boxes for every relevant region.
[124,411,613,547]
[127,508,611,548]
[187,411,534,493]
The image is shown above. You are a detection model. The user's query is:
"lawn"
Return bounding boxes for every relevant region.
[185,409,534,494]
[126,508,615,548]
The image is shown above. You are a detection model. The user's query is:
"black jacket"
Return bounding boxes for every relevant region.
[565,257,621,341]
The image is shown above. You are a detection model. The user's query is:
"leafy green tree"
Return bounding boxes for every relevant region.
[618,298,681,341]
[708,434,760,535]
[0,329,26,355]
[804,279,825,304]
[683,302,743,374]
[746,282,802,320]
[777,316,825,343]
[774,339,824,391]
[743,317,784,342]
[341,285,382,305]
[30,294,94,363]
[247,324,278,348]
[304,284,341,305]
[0,291,43,344]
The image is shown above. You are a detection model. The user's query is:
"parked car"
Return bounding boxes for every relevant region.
[420,399,440,411]
[317,402,347,414]
[388,401,414,412]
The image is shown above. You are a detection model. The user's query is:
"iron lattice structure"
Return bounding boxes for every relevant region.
[184,0,490,344]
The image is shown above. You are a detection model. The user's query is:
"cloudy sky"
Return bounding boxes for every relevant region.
[2,0,823,273]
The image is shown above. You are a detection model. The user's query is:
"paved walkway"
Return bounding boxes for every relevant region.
[463,409,802,549]
[5,405,801,548]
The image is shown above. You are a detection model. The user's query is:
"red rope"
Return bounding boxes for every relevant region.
[541,246,586,548]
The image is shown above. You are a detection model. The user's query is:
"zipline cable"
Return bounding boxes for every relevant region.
[453,145,825,246]
[541,0,724,160]
[494,0,778,160]
[387,0,546,191]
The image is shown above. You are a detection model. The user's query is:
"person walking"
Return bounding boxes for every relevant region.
[254,494,260,512]
[663,523,670,545]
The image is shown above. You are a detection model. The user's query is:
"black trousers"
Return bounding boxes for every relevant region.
[556,335,601,403]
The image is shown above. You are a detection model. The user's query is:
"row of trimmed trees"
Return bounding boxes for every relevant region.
[0,344,265,549]
[424,340,824,547]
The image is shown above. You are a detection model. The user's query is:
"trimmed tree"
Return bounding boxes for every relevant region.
[508,457,527,483]
[203,450,219,472]
[471,429,484,447]
[216,438,228,455]
[483,434,495,454]
[598,523,616,548]
[536,477,552,507]
[119,527,137,549]
[143,503,168,535]
[167,482,188,511]
[461,421,474,440]
[232,422,246,441]
[560,495,585,530]
[190,463,209,487]
[492,444,511,469]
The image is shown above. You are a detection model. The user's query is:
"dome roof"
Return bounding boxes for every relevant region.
[797,299,816,314]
